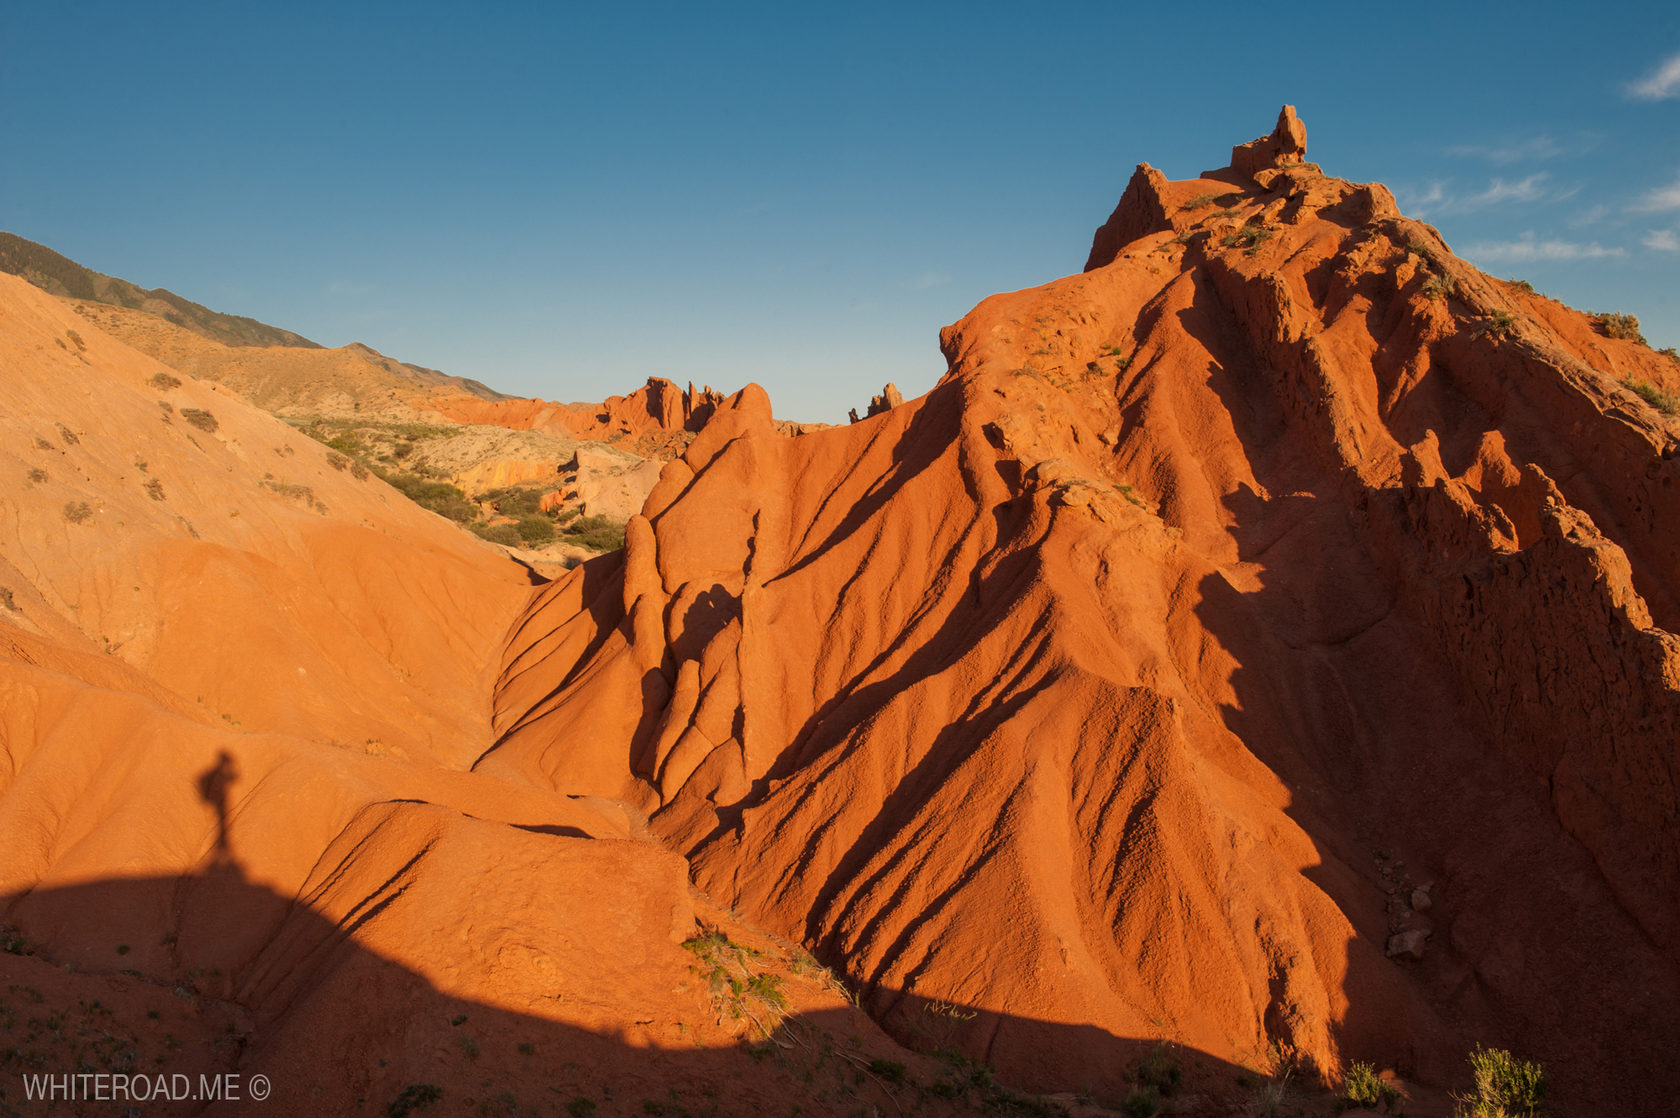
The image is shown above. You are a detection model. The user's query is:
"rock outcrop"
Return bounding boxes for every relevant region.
[482,110,1680,1113]
[0,272,940,1118]
[1228,103,1310,179]
[421,376,727,453]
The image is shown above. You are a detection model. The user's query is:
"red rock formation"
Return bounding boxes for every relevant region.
[483,112,1680,1112]
[421,376,726,452]
[0,276,947,1117]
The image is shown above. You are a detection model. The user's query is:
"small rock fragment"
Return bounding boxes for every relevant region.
[1386,930,1428,961]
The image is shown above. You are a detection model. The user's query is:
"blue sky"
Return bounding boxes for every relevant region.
[3,1,1676,422]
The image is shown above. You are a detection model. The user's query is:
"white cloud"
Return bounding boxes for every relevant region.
[1464,231,1627,263]
[1569,204,1610,227]
[1628,49,1680,100]
[1399,182,1446,216]
[1406,175,1557,218]
[1462,174,1550,209]
[1645,228,1680,252]
[1447,136,1566,163]
[1633,172,1680,212]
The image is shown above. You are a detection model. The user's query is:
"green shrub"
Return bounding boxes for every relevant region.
[868,1058,906,1083]
[144,479,165,501]
[1122,1085,1162,1118]
[1659,346,1678,361]
[149,372,182,390]
[476,486,546,519]
[260,479,316,503]
[1454,1045,1546,1117]
[1625,378,1680,417]
[1340,1061,1401,1112]
[558,515,627,553]
[180,408,219,433]
[1184,191,1220,210]
[1487,311,1517,338]
[470,522,523,547]
[26,467,47,484]
[386,1083,442,1117]
[1222,221,1273,254]
[1423,273,1456,301]
[1134,1042,1182,1095]
[515,515,555,544]
[1506,278,1535,295]
[63,501,93,523]
[1597,312,1646,344]
[381,471,475,521]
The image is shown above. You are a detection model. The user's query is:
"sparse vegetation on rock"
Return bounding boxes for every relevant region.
[1222,219,1274,253]
[180,407,219,433]
[1339,1061,1402,1113]
[1453,1046,1547,1118]
[1595,312,1645,344]
[680,930,793,1039]
[1423,272,1456,300]
[1624,377,1679,416]
[386,1083,442,1117]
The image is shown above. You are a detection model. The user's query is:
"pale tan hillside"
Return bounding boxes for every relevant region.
[64,298,502,416]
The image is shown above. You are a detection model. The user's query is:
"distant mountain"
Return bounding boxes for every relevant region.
[0,231,320,348]
[63,297,511,413]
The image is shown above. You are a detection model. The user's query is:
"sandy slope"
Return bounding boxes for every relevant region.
[0,271,1007,1117]
[1,273,537,763]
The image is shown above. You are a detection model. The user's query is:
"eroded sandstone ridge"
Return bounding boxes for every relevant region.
[485,109,1680,1111]
[0,274,930,1117]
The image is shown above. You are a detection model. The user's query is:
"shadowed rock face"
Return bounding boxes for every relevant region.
[484,111,1680,1111]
